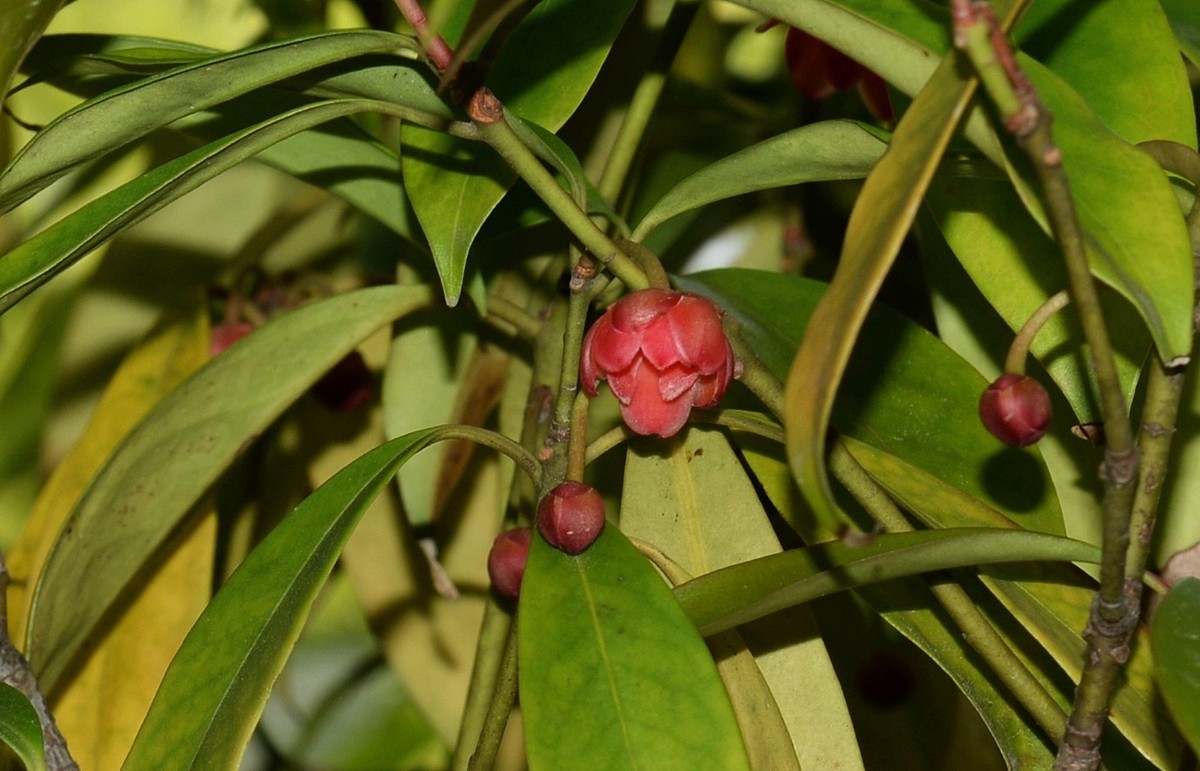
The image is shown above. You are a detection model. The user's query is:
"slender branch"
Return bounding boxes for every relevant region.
[0,556,79,771]
[828,441,1069,743]
[428,424,543,490]
[451,598,514,771]
[466,621,520,771]
[484,293,544,340]
[1005,290,1070,375]
[477,114,649,292]
[952,5,1139,767]
[393,0,454,71]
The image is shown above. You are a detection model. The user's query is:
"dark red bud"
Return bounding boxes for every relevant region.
[311,351,375,412]
[537,482,606,555]
[979,373,1052,447]
[487,528,532,600]
[209,321,254,357]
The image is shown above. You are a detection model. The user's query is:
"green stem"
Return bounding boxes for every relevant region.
[828,440,1068,743]
[953,7,1139,767]
[466,620,521,771]
[450,599,514,771]
[1005,290,1070,375]
[596,1,696,204]
[477,113,650,291]
[484,293,544,340]
[428,424,543,490]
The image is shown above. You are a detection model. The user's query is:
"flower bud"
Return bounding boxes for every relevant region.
[979,373,1052,447]
[487,528,532,600]
[581,289,739,438]
[537,482,606,555]
[784,27,893,121]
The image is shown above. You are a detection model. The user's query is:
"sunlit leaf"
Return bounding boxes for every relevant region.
[676,528,1098,636]
[620,427,862,770]
[520,526,750,771]
[779,40,983,530]
[632,120,887,241]
[0,30,420,212]
[681,270,1063,536]
[0,684,46,771]
[1152,577,1200,755]
[0,98,449,316]
[25,286,432,691]
[121,429,442,771]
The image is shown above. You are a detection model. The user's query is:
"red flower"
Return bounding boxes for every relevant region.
[979,373,1052,447]
[581,289,739,438]
[784,27,893,122]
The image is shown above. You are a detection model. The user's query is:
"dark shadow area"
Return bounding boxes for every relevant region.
[981,446,1048,514]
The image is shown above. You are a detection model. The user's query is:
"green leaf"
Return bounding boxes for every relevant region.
[676,528,1100,636]
[620,428,862,771]
[520,527,750,771]
[1014,0,1196,148]
[0,98,446,316]
[1162,0,1200,66]
[925,177,1147,422]
[24,285,432,691]
[632,120,887,241]
[0,0,64,105]
[681,270,1064,536]
[778,41,984,530]
[1014,60,1195,364]
[400,0,637,304]
[1151,577,1200,756]
[0,684,46,771]
[842,438,1181,767]
[121,429,442,771]
[0,30,421,212]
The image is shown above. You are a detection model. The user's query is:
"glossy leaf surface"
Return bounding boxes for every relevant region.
[681,270,1063,533]
[633,120,886,240]
[0,98,444,315]
[520,527,749,771]
[121,429,441,771]
[0,684,46,771]
[621,428,862,770]
[1152,577,1200,756]
[0,30,420,212]
[25,286,431,690]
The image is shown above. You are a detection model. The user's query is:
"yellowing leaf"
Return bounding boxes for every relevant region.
[6,304,214,768]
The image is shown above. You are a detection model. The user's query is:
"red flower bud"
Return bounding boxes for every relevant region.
[784,27,893,122]
[537,482,606,555]
[487,528,532,600]
[979,373,1052,447]
[581,289,739,438]
[209,321,254,357]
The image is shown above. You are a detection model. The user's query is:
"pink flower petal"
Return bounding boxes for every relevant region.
[667,294,730,373]
[610,288,679,333]
[589,319,642,373]
[657,363,699,401]
[619,361,692,437]
[639,315,683,370]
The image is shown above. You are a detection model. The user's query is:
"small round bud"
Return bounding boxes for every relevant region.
[487,528,532,600]
[537,482,606,555]
[979,373,1052,447]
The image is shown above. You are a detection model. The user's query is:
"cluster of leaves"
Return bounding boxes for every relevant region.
[0,0,1198,769]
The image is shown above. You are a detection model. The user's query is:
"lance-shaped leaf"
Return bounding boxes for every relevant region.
[1152,577,1200,756]
[675,528,1099,637]
[632,120,887,241]
[780,42,984,529]
[0,684,46,771]
[24,285,432,691]
[401,0,637,305]
[520,527,750,771]
[0,29,421,212]
[121,429,442,771]
[0,98,450,316]
[621,428,862,770]
[0,0,63,107]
